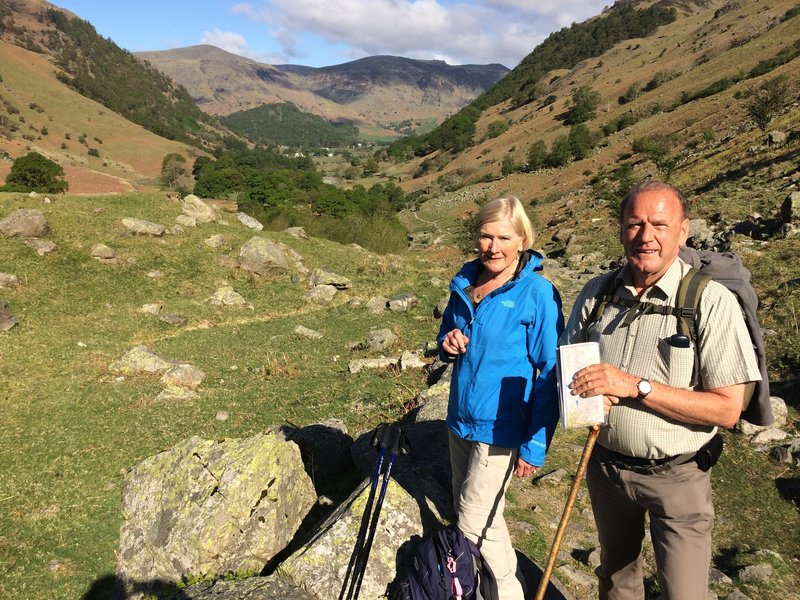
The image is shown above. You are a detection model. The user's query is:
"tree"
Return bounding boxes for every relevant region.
[527,140,548,171]
[501,155,518,176]
[2,152,68,193]
[546,136,572,168]
[747,75,791,131]
[568,124,593,160]
[160,153,192,191]
[567,86,600,125]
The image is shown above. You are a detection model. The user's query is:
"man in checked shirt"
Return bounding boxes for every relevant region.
[560,181,760,600]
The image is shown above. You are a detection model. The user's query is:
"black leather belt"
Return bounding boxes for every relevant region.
[595,434,723,474]
[596,444,697,474]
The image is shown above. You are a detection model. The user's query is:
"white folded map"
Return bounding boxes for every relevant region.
[556,341,606,429]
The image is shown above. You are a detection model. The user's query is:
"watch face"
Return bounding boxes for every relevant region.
[638,379,652,396]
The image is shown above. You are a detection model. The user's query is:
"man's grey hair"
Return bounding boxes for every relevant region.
[619,181,691,220]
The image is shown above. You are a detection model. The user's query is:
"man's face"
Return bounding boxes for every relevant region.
[620,188,689,290]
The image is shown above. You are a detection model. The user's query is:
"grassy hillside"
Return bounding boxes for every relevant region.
[0,191,447,598]
[0,40,201,193]
[0,0,215,146]
[1,188,798,599]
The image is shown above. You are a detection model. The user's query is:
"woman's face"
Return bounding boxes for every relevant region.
[477,218,524,277]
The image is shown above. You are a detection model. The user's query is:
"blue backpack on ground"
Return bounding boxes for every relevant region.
[398,525,492,600]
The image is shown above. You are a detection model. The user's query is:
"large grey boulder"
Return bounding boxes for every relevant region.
[116,433,316,600]
[0,208,48,238]
[122,218,166,236]
[239,237,288,276]
[367,328,396,352]
[237,212,263,231]
[278,477,426,599]
[280,420,355,496]
[182,195,216,223]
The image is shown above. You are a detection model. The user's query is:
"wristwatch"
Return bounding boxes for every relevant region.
[636,378,652,400]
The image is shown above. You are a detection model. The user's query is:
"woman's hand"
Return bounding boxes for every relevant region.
[515,457,540,478]
[441,328,469,357]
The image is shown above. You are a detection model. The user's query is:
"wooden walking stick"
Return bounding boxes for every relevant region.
[534,425,601,600]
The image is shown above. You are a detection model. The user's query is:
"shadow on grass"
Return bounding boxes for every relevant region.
[776,477,800,512]
[82,573,178,600]
[693,147,800,195]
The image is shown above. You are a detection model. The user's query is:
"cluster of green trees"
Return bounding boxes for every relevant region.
[187,146,408,252]
[222,103,358,149]
[40,9,213,145]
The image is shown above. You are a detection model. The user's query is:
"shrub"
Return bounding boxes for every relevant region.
[486,119,510,139]
[618,82,642,105]
[88,148,100,157]
[501,155,518,176]
[746,74,791,130]
[2,151,68,193]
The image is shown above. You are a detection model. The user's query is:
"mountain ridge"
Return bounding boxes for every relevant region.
[135,46,509,134]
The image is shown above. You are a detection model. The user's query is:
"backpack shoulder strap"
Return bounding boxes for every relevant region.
[588,268,624,325]
[675,267,712,341]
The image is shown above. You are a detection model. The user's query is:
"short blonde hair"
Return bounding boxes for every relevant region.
[473,196,534,251]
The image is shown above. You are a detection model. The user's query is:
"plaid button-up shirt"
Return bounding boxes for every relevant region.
[561,258,760,458]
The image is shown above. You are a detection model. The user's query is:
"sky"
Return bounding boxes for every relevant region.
[52,0,611,69]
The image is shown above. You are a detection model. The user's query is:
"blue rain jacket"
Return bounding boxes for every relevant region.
[437,251,563,466]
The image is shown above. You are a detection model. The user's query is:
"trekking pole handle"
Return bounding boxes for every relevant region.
[534,425,600,600]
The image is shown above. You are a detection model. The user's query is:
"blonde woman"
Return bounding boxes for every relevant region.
[438,196,563,598]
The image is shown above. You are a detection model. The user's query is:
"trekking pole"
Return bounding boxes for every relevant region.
[534,425,600,600]
[338,436,387,600]
[350,425,410,600]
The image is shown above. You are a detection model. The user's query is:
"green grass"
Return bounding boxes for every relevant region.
[0,191,445,598]
[2,189,799,599]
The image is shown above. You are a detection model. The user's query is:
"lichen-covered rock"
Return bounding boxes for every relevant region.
[25,239,56,255]
[182,195,216,223]
[91,243,116,260]
[117,433,316,600]
[109,344,177,374]
[169,573,316,599]
[0,208,48,238]
[208,286,251,308]
[278,478,425,600]
[367,328,396,352]
[306,285,337,304]
[205,234,225,249]
[239,237,288,276]
[284,226,308,239]
[161,364,205,389]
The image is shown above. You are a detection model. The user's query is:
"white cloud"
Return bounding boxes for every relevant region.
[232,0,610,67]
[201,28,250,55]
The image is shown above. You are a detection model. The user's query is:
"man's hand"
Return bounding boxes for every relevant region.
[570,363,638,413]
[441,328,469,357]
[515,457,540,478]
